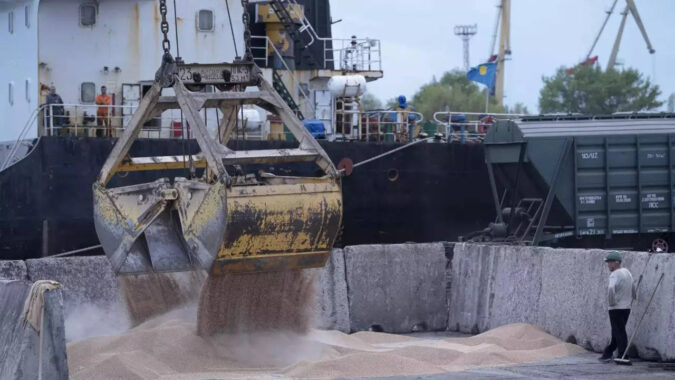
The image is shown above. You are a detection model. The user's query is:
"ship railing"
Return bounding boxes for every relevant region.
[279,0,382,72]
[39,103,268,140]
[1,104,49,171]
[250,35,315,116]
[433,111,526,143]
[331,110,424,142]
[327,38,382,72]
[251,35,381,73]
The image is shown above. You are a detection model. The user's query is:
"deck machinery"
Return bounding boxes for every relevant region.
[93,55,342,277]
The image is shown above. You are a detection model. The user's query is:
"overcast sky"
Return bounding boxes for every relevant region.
[331,0,675,113]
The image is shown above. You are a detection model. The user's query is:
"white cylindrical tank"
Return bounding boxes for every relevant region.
[327,75,367,97]
[237,108,263,131]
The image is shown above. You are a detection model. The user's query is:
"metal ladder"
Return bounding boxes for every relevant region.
[272,70,304,120]
[268,0,317,68]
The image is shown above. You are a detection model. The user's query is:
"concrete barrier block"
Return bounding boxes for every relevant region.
[488,245,544,329]
[0,260,27,280]
[0,280,31,378]
[452,244,675,361]
[38,289,69,379]
[537,248,661,353]
[447,243,493,333]
[628,253,675,361]
[449,244,542,334]
[345,243,447,333]
[538,248,620,351]
[0,280,69,379]
[315,248,349,332]
[26,256,121,310]
[537,248,675,359]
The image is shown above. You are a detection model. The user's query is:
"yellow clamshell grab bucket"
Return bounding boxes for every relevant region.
[93,56,342,276]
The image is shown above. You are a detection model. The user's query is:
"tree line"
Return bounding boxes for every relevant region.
[361,65,663,120]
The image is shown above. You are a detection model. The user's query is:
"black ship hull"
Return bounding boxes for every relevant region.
[0,136,494,260]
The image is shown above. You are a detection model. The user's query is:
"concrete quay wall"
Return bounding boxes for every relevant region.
[449,243,675,361]
[2,242,673,360]
[0,260,27,280]
[314,248,350,332]
[25,256,122,311]
[343,243,448,333]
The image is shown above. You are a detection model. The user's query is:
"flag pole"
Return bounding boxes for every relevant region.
[485,88,489,113]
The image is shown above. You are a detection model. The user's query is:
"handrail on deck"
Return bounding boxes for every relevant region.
[38,103,266,140]
[279,0,381,71]
[333,110,424,142]
[433,111,525,143]
[250,32,381,73]
[1,104,47,171]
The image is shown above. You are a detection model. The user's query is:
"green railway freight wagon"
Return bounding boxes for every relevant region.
[479,113,675,252]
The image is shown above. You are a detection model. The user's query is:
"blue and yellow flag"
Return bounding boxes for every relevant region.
[466,62,497,89]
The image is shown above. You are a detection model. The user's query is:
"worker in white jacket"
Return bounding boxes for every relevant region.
[599,251,636,362]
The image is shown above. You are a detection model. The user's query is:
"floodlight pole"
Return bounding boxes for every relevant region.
[454,24,477,72]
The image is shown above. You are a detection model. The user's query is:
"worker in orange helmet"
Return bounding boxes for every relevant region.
[95,85,112,137]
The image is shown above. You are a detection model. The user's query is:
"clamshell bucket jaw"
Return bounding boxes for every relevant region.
[93,178,228,274]
[93,59,342,276]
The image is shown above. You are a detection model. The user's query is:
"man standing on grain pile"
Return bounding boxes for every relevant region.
[599,251,636,362]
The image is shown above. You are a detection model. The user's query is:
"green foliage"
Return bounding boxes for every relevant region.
[411,70,504,121]
[539,66,662,114]
[385,97,399,109]
[360,92,383,111]
[505,102,530,115]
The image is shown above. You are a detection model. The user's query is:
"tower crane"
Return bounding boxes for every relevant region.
[585,0,655,71]
[487,0,510,107]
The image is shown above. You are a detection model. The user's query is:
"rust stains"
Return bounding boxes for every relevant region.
[153,1,160,24]
[217,182,342,265]
[126,3,140,79]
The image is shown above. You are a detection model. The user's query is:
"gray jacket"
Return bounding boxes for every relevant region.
[608,267,636,310]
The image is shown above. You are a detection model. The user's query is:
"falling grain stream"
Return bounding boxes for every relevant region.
[119,268,317,336]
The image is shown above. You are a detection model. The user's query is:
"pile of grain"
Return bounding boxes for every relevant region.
[67,315,585,379]
[93,267,585,378]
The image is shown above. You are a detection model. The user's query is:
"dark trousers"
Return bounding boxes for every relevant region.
[603,309,631,357]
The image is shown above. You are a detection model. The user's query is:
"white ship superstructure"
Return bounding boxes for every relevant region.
[0,0,383,143]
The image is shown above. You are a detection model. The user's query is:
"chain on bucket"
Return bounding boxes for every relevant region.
[158,0,171,55]
[241,0,253,61]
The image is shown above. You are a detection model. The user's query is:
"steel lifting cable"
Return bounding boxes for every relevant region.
[225,0,239,58]
[48,244,103,258]
[170,0,187,176]
[216,108,222,143]
[348,137,433,171]
[158,0,189,177]
[172,0,180,58]
[240,102,246,140]
[172,1,196,177]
